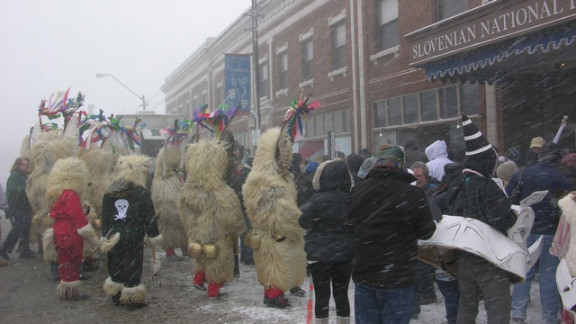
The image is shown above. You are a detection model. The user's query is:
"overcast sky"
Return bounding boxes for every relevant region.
[0,0,250,185]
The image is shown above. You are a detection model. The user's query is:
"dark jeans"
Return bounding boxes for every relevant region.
[0,208,32,254]
[437,278,460,324]
[308,261,352,318]
[240,211,253,263]
[456,254,511,324]
[354,282,414,324]
[411,260,437,315]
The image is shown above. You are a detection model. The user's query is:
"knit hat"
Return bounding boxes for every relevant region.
[461,114,498,177]
[530,137,546,149]
[496,160,519,182]
[305,161,319,173]
[372,145,407,174]
[357,157,377,179]
[561,153,576,167]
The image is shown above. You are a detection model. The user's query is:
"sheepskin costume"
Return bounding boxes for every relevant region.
[559,192,576,276]
[101,155,161,307]
[27,130,77,259]
[46,157,97,300]
[179,136,245,297]
[151,145,186,258]
[242,126,307,306]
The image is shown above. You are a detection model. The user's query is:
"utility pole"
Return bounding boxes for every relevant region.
[251,0,261,131]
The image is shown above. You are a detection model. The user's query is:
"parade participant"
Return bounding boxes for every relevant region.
[101,155,162,308]
[243,97,318,308]
[151,122,188,262]
[45,157,99,300]
[180,129,245,299]
[0,157,35,261]
[445,114,517,323]
[348,146,436,324]
[299,160,353,324]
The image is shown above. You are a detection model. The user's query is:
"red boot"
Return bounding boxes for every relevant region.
[207,282,228,298]
[192,271,206,291]
[264,287,290,308]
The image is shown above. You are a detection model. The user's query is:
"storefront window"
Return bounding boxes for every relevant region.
[334,110,343,133]
[374,101,386,127]
[404,94,419,124]
[343,109,351,132]
[439,86,458,119]
[421,90,437,121]
[461,83,479,116]
[388,97,402,126]
[324,113,333,132]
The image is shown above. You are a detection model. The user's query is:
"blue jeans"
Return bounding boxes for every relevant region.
[354,282,414,324]
[437,277,459,324]
[511,234,561,323]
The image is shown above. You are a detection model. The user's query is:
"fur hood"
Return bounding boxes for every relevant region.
[45,157,89,207]
[114,155,151,188]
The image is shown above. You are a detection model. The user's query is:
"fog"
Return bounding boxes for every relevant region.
[0,0,249,185]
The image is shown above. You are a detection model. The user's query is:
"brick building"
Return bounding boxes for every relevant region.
[162,0,576,162]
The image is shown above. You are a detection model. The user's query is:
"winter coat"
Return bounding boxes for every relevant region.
[6,170,32,213]
[299,160,353,262]
[447,171,516,234]
[425,140,453,182]
[348,167,436,289]
[50,190,89,244]
[506,161,574,235]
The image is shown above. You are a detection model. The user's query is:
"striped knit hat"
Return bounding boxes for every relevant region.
[462,114,498,177]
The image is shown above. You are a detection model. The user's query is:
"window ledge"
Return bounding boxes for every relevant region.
[275,88,289,98]
[328,67,347,81]
[370,45,400,63]
[299,79,314,89]
[259,95,269,102]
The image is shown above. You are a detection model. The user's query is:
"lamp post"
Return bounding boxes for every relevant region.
[95,73,147,111]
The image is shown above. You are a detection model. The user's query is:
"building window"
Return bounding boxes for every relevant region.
[377,0,399,51]
[461,83,479,116]
[437,0,468,21]
[421,90,438,122]
[374,101,386,128]
[404,94,419,124]
[439,86,458,119]
[332,22,347,71]
[258,62,269,98]
[277,52,288,90]
[373,85,480,128]
[301,39,313,81]
[324,114,333,132]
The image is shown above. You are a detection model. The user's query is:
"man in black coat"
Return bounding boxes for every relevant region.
[348,146,436,324]
[445,114,516,324]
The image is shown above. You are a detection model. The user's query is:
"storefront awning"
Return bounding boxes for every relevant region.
[424,21,576,83]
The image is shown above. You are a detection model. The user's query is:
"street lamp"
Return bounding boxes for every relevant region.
[95,73,147,111]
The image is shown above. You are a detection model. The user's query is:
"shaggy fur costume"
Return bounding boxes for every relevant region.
[242,127,307,292]
[179,138,245,289]
[27,130,77,247]
[101,155,161,306]
[152,145,186,251]
[46,157,97,300]
[559,192,576,276]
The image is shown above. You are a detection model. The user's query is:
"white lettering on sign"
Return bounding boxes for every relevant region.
[411,0,575,60]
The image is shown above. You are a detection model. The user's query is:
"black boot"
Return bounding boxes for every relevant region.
[112,292,121,306]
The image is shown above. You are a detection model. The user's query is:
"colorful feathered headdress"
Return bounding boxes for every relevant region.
[159,119,190,146]
[38,88,85,132]
[282,94,321,141]
[192,104,236,140]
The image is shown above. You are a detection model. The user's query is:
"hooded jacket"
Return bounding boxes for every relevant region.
[348,165,436,289]
[425,140,453,182]
[299,160,353,262]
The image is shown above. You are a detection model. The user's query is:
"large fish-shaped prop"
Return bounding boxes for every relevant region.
[419,190,547,282]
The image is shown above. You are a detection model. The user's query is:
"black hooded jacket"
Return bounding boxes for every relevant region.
[299,160,353,262]
[347,166,436,289]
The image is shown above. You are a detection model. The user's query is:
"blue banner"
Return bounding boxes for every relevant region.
[225,54,251,115]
